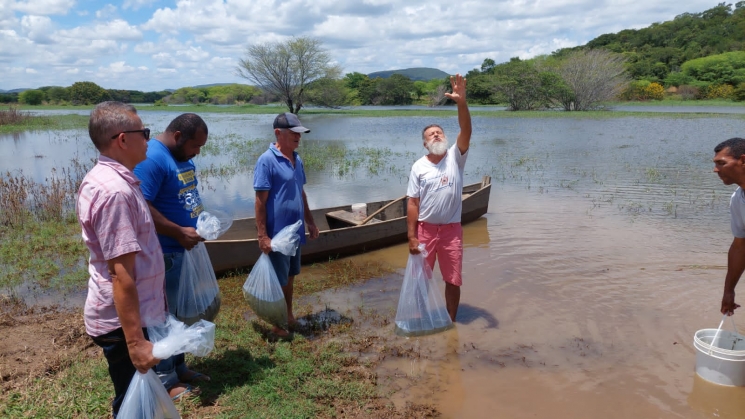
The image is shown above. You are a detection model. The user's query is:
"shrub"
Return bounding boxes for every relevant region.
[677,85,700,100]
[643,82,665,100]
[706,84,735,100]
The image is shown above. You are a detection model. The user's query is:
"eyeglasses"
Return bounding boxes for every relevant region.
[111,128,150,141]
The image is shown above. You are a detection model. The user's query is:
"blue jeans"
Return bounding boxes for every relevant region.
[154,251,188,389]
[90,327,150,418]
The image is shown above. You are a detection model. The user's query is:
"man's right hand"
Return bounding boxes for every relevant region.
[178,227,204,250]
[258,235,272,254]
[128,339,159,373]
[722,290,741,316]
[408,238,421,255]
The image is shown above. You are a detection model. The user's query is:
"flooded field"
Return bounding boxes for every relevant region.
[3,110,745,417]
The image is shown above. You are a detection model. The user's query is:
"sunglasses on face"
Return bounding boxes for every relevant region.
[111,128,151,141]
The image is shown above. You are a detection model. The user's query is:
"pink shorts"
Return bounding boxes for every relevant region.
[417,222,463,286]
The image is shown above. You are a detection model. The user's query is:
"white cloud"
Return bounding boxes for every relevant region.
[11,0,75,16]
[56,19,142,42]
[95,4,118,19]
[20,15,54,43]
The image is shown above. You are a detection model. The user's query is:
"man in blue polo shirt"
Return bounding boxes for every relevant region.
[134,113,210,399]
[254,112,320,337]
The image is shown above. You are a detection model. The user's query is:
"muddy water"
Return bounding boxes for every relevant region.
[301,182,745,418]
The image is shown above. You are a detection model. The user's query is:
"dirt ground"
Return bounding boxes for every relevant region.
[0,297,95,392]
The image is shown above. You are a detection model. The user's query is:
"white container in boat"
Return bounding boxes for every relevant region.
[351,203,366,220]
[693,328,745,386]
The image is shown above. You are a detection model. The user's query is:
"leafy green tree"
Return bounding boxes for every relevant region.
[343,72,369,90]
[69,81,110,105]
[681,51,745,85]
[236,36,341,113]
[372,74,415,105]
[19,89,45,105]
[46,86,69,103]
[305,78,355,108]
[491,58,556,110]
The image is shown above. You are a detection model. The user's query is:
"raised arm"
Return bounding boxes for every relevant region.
[444,74,471,155]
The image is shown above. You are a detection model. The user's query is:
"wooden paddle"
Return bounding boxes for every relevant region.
[360,195,407,225]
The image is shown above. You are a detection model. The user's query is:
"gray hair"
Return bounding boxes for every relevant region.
[88,101,139,151]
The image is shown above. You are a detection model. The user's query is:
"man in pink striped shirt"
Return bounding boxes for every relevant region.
[76,101,167,416]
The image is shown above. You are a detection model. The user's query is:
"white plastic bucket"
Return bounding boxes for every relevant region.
[351,203,366,220]
[693,316,745,387]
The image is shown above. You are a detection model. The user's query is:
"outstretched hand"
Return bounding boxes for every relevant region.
[444,74,467,104]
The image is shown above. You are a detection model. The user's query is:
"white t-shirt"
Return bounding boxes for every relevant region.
[406,144,468,224]
[730,187,745,238]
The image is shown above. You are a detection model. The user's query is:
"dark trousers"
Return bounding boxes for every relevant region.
[90,327,149,417]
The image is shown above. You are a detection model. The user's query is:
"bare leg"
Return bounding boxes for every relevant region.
[445,283,460,322]
[283,275,296,325]
[272,276,296,337]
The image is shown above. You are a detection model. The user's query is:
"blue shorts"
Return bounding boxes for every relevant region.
[267,247,301,287]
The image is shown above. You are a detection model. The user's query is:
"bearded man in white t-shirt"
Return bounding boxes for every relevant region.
[714,137,745,316]
[406,73,471,322]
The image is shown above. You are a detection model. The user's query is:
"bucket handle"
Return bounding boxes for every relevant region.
[709,314,739,355]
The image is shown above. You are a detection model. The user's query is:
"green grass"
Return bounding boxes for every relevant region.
[0,260,409,418]
[0,114,88,133]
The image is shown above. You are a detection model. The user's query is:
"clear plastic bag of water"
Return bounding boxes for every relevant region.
[175,242,221,326]
[394,245,453,337]
[271,220,302,256]
[196,209,233,240]
[243,253,288,328]
[148,314,216,359]
[117,369,180,419]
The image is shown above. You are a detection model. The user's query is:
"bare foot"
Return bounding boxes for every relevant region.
[169,382,200,401]
[271,326,290,337]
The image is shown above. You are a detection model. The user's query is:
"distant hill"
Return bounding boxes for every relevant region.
[0,88,30,93]
[367,67,449,81]
[192,83,236,89]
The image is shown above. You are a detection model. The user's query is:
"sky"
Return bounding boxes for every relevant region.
[0,0,721,92]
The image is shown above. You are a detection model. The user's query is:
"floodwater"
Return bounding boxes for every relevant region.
[4,109,745,417]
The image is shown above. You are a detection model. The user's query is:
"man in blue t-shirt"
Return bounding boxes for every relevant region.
[254,112,320,337]
[134,113,210,399]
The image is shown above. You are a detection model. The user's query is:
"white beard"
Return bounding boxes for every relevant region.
[426,137,449,156]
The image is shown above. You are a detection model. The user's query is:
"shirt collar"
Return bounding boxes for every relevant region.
[270,142,297,160]
[98,155,141,185]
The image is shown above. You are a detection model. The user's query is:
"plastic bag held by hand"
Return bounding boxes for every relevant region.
[243,253,288,328]
[117,369,180,419]
[394,244,453,337]
[196,209,234,240]
[271,220,302,256]
[148,314,216,359]
[176,242,221,325]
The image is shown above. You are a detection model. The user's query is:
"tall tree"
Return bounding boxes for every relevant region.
[236,37,340,114]
[557,49,629,111]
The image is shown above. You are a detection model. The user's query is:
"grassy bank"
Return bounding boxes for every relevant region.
[0,106,88,133]
[0,258,440,418]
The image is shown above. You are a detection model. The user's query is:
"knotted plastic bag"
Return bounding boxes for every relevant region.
[175,242,221,326]
[394,245,453,337]
[270,220,302,256]
[147,314,216,359]
[243,253,288,329]
[117,369,180,419]
[196,209,233,241]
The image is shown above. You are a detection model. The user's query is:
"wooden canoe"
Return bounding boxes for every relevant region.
[205,176,492,274]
